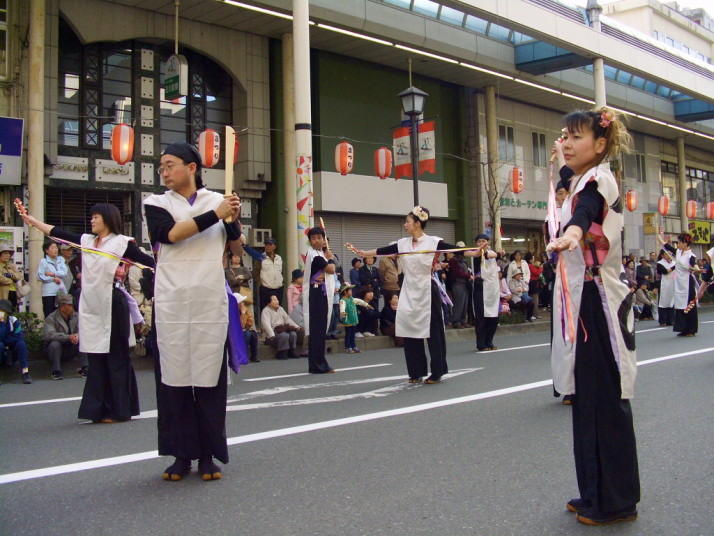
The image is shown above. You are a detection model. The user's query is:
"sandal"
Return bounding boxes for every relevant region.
[198,457,222,481]
[424,376,441,384]
[162,457,191,481]
[408,378,423,384]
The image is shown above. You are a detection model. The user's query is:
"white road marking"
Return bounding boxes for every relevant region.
[1,346,711,485]
[0,396,82,409]
[634,327,666,333]
[242,363,392,382]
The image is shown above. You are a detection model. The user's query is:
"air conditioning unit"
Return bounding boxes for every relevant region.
[250,228,272,247]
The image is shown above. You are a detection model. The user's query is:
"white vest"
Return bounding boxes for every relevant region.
[657,258,675,309]
[477,252,500,318]
[673,249,695,310]
[302,247,335,336]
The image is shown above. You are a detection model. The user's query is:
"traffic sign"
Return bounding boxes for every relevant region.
[0,117,24,185]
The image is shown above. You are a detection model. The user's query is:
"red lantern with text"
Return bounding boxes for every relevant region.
[110,123,134,165]
[686,199,697,219]
[335,141,354,176]
[511,166,524,194]
[197,129,220,168]
[625,190,637,212]
[374,147,392,180]
[707,201,714,220]
[657,195,669,216]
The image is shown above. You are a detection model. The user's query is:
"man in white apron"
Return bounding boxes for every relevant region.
[144,142,241,482]
[471,234,500,351]
[666,234,699,336]
[656,248,675,326]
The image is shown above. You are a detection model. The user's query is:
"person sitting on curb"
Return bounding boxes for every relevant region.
[356,289,379,337]
[240,300,260,363]
[0,299,31,384]
[339,283,373,354]
[42,293,88,380]
[508,270,536,321]
[260,295,301,360]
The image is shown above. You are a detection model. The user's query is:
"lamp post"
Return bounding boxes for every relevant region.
[398,86,428,206]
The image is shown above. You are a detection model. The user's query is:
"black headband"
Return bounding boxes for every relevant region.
[162,142,202,168]
[475,234,489,241]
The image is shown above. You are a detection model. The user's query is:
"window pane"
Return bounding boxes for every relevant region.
[488,23,511,41]
[464,15,488,34]
[438,6,464,26]
[412,0,439,17]
[383,0,411,8]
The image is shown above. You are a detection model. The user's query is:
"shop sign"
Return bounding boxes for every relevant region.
[51,156,89,181]
[687,220,710,244]
[499,197,547,211]
[0,117,24,185]
[165,54,188,100]
[642,212,657,235]
[95,159,134,184]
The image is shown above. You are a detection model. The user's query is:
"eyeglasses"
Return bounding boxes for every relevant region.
[157,162,185,176]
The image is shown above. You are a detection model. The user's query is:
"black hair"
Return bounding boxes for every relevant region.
[524,252,534,263]
[43,241,57,254]
[563,107,631,166]
[351,257,362,267]
[307,227,325,239]
[162,142,204,189]
[407,206,430,230]
[677,233,692,245]
[89,203,123,235]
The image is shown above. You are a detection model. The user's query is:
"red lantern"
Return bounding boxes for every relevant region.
[197,129,220,168]
[374,147,392,180]
[686,199,697,219]
[110,123,134,165]
[625,190,637,212]
[657,195,670,216]
[335,141,354,176]
[707,201,714,220]
[511,166,523,194]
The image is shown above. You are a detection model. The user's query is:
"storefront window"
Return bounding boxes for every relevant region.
[661,172,680,216]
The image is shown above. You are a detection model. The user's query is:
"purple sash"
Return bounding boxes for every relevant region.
[225,282,249,373]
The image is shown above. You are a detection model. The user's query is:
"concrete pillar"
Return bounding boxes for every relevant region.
[292,0,313,266]
[28,0,46,317]
[484,85,501,252]
[593,57,606,108]
[677,136,688,232]
[282,33,298,274]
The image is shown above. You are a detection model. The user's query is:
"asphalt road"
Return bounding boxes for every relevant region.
[1,312,713,536]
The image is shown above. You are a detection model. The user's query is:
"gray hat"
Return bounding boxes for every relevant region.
[59,244,72,251]
[0,242,13,254]
[56,294,74,306]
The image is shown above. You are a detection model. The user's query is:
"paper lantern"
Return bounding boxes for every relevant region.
[197,129,220,168]
[335,141,354,176]
[707,201,714,220]
[625,190,637,212]
[374,147,392,180]
[657,195,669,216]
[686,199,697,219]
[511,166,524,194]
[110,123,134,165]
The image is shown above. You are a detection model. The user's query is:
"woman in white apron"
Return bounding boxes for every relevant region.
[548,108,639,526]
[471,234,500,351]
[22,204,154,423]
[348,206,465,384]
[663,234,699,336]
[655,248,675,326]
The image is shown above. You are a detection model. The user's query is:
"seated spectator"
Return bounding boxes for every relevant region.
[357,289,380,337]
[240,300,259,363]
[0,242,22,309]
[225,252,254,306]
[0,299,31,384]
[636,258,652,288]
[498,271,512,314]
[286,269,304,314]
[339,284,372,354]
[508,270,535,321]
[380,294,403,347]
[42,294,88,380]
[260,295,301,360]
[635,281,654,320]
[349,258,362,286]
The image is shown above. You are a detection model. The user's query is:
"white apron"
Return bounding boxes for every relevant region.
[301,247,335,336]
[78,233,131,354]
[395,234,441,339]
[673,249,695,310]
[657,258,675,309]
[144,189,228,387]
[480,251,500,318]
[551,163,637,399]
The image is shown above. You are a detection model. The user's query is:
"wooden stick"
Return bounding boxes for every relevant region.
[224,125,236,223]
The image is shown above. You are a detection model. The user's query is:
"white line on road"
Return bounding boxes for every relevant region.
[1,347,711,485]
[0,396,82,409]
[242,363,392,382]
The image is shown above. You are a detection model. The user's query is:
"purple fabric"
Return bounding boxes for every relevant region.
[187,192,198,206]
[225,282,249,373]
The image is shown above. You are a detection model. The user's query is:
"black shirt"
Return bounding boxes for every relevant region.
[559,165,605,235]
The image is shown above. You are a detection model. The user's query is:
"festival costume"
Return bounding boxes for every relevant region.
[376,236,453,381]
[667,243,698,335]
[49,228,153,421]
[472,251,499,350]
[656,256,675,325]
[551,163,640,519]
[303,247,336,373]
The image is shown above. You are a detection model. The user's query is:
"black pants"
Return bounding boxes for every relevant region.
[42,296,56,318]
[572,282,640,516]
[78,288,139,421]
[357,307,379,334]
[308,285,332,373]
[658,306,673,325]
[155,349,228,464]
[475,317,498,350]
[403,281,447,380]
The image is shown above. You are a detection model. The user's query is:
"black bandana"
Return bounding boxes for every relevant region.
[162,142,202,169]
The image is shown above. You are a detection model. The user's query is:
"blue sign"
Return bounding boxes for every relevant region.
[0,117,24,185]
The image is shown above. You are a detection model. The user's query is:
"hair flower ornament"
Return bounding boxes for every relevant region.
[599,110,613,129]
[412,206,429,222]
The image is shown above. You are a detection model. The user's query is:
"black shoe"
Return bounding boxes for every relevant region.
[576,507,638,526]
[424,375,441,384]
[51,370,64,381]
[275,351,288,360]
[198,457,222,481]
[77,366,88,378]
[288,350,299,359]
[566,498,591,513]
[21,372,32,384]
[249,357,261,363]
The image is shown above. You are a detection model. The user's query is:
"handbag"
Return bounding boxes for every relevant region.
[15,279,31,298]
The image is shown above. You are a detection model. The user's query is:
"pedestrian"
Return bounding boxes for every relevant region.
[358,256,380,303]
[356,289,379,337]
[656,248,675,326]
[508,270,536,321]
[303,227,337,374]
[42,293,88,380]
[348,206,469,384]
[634,281,654,320]
[548,107,639,526]
[349,258,362,287]
[447,249,470,328]
[662,233,699,336]
[258,238,283,312]
[261,294,301,359]
[37,241,67,317]
[635,257,652,288]
[471,234,500,351]
[0,299,31,384]
[143,141,241,481]
[327,271,341,340]
[0,242,22,309]
[377,250,400,304]
[624,259,636,287]
[240,300,259,363]
[339,283,372,354]
[525,252,542,316]
[286,269,304,314]
[22,203,154,420]
[58,244,75,295]
[380,294,403,346]
[506,250,530,286]
[225,252,252,294]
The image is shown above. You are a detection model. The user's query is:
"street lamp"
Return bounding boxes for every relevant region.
[398,85,428,205]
